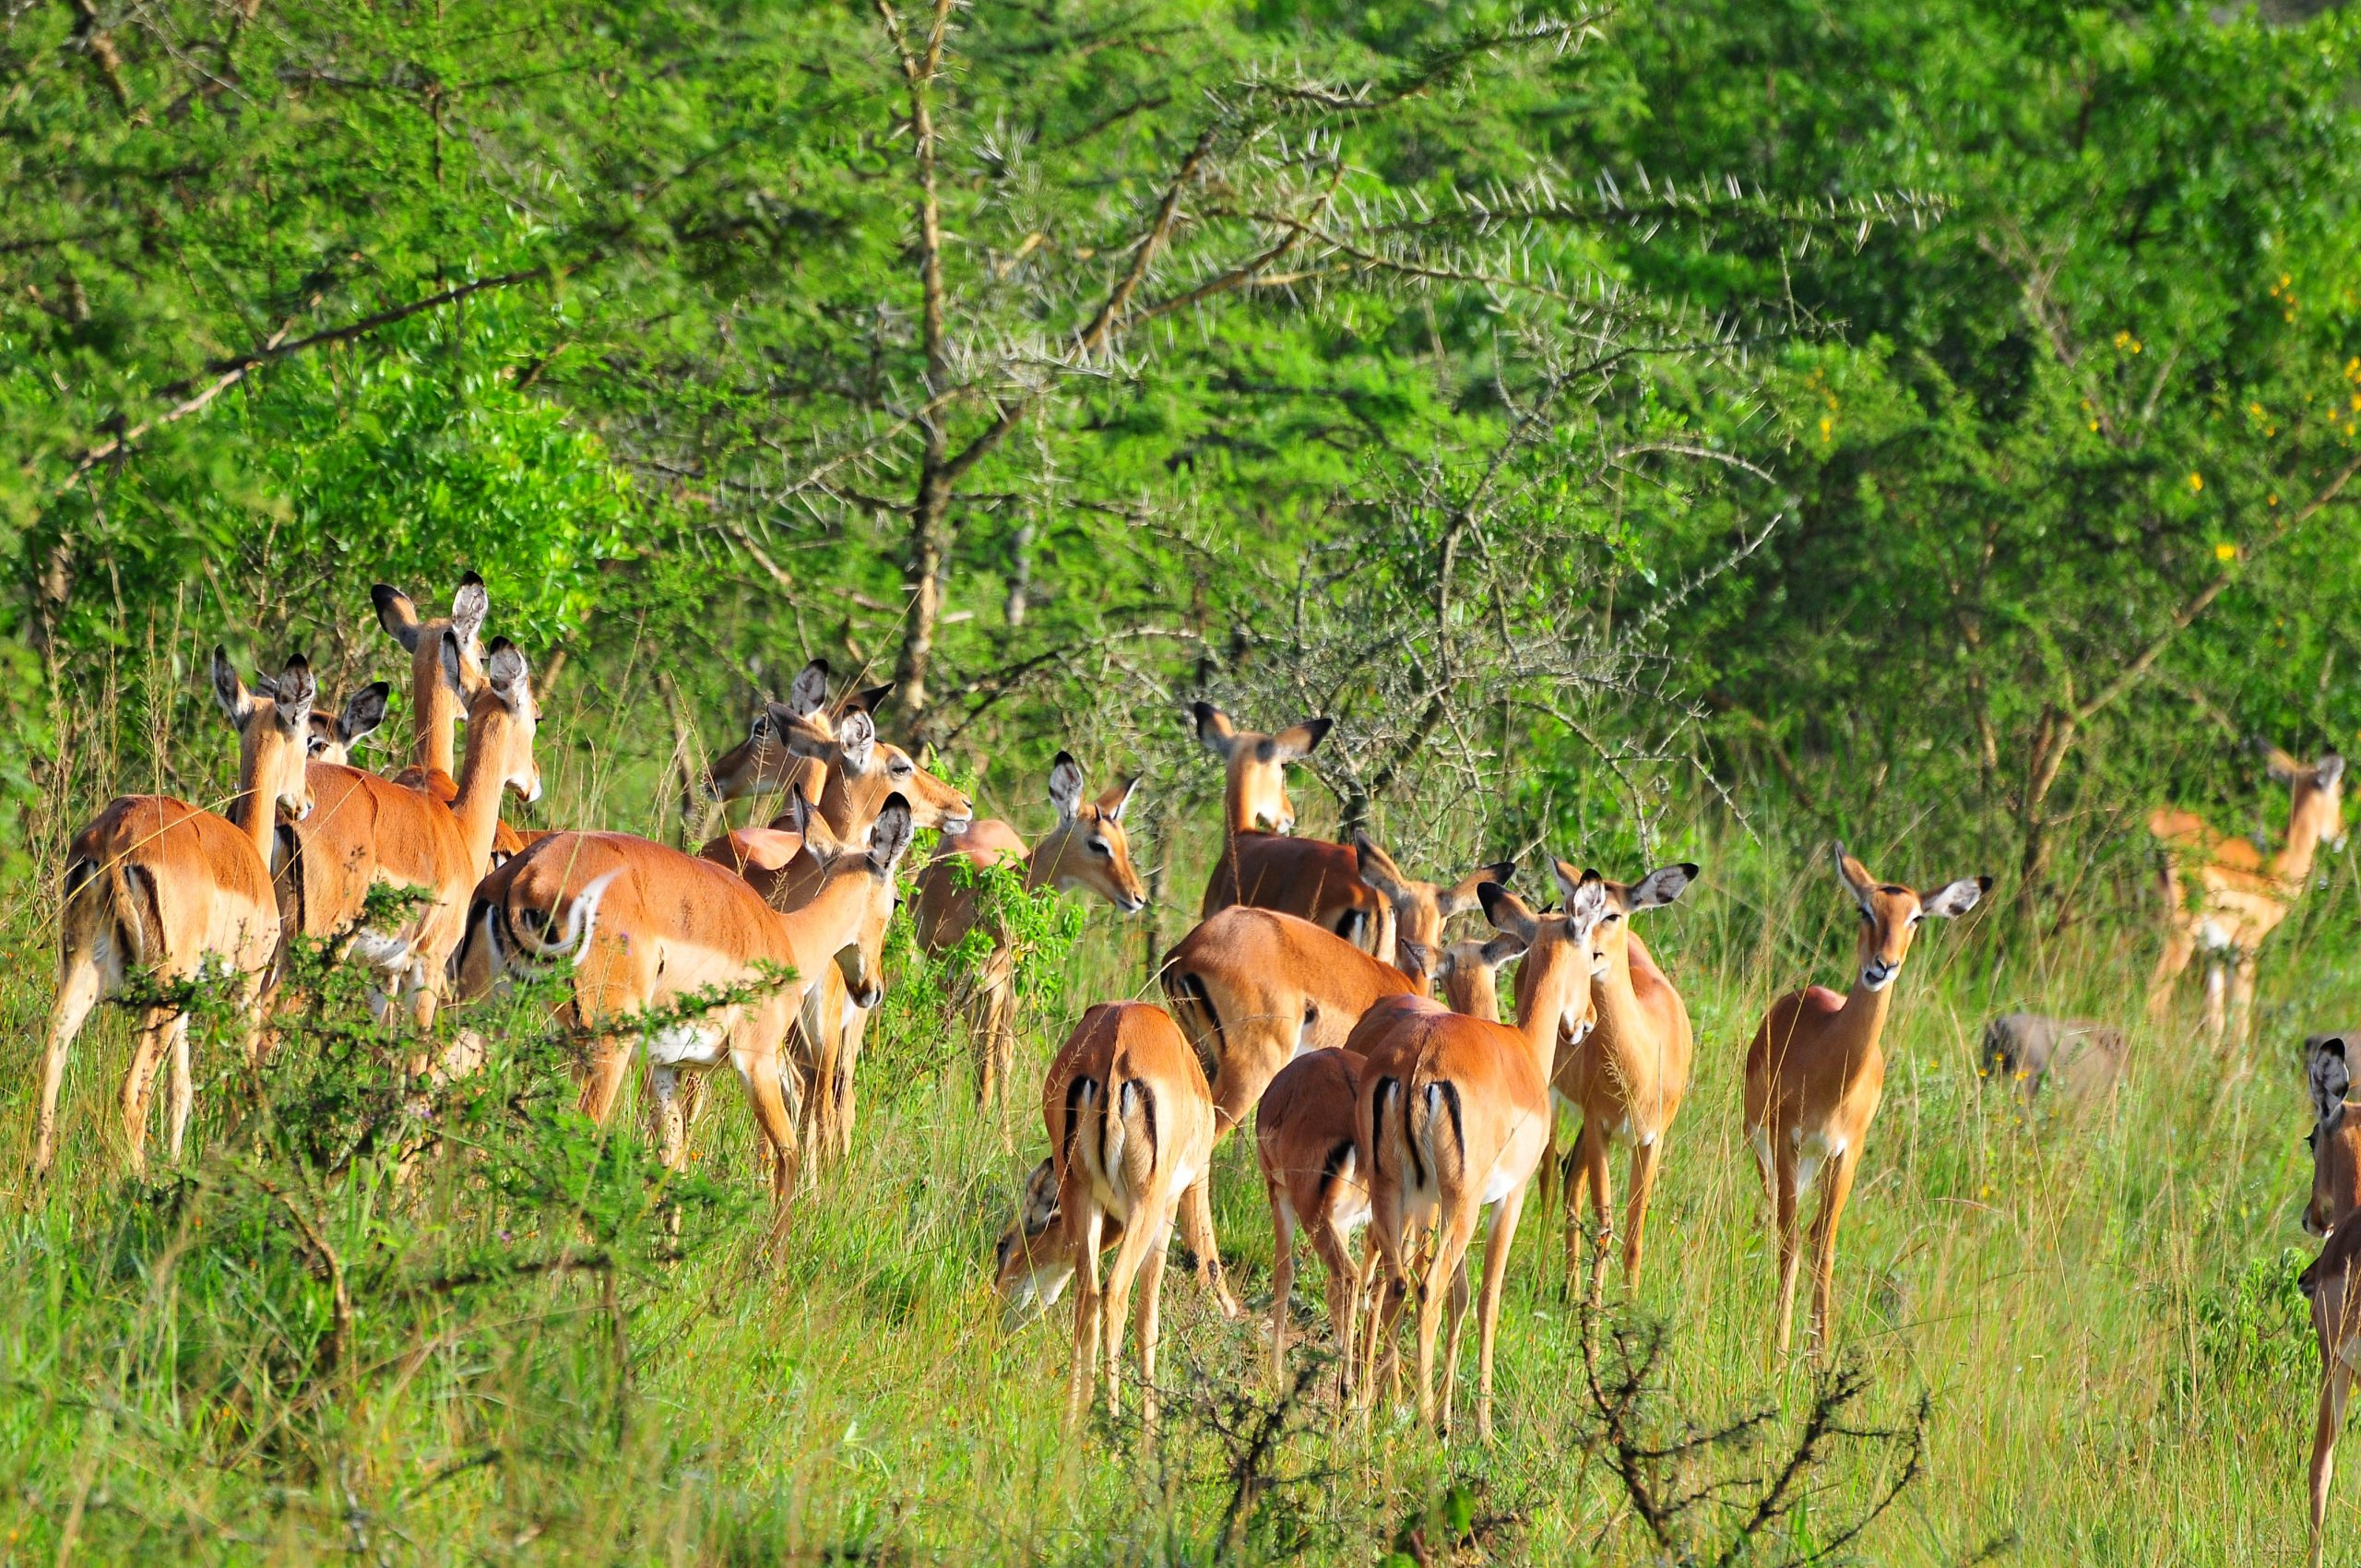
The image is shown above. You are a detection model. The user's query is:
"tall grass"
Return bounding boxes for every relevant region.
[0,740,2354,1563]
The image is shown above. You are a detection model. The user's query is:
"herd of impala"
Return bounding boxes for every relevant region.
[27,574,2361,1550]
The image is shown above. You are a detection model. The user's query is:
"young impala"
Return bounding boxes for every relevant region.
[911,754,1145,1104]
[35,651,317,1177]
[1743,845,1987,1354]
[1350,877,1605,1441]
[1190,703,1391,957]
[1160,906,1421,1134]
[2303,1035,2361,1567]
[993,1001,1236,1441]
[2149,743,2345,1043]
[1552,861,1698,1296]
[1256,1043,1377,1400]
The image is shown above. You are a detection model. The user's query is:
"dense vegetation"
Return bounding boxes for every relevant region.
[6,0,2361,1562]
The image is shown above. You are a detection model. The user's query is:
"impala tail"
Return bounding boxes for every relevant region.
[1157,960,1226,1083]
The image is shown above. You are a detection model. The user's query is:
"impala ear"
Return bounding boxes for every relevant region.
[2320,754,2347,789]
[867,792,915,875]
[1481,931,1530,968]
[1048,752,1086,824]
[2260,738,2304,782]
[1394,939,1431,984]
[1918,874,1991,920]
[449,571,489,649]
[1442,860,1515,916]
[1564,874,1610,934]
[1016,1158,1061,1238]
[1629,862,1699,911]
[1477,881,1539,944]
[2314,1038,2352,1124]
[784,659,832,718]
[1268,717,1332,762]
[1833,843,1879,913]
[1551,859,1599,909]
[272,655,318,732]
[210,646,255,728]
[1192,701,1237,757]
[780,779,815,839]
[1354,831,1412,902]
[848,682,895,717]
[836,708,876,773]
[1097,774,1141,823]
[372,584,421,651]
[338,681,391,744]
[483,636,531,711]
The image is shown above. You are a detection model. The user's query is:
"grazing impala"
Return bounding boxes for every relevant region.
[281,635,540,1044]
[371,572,528,862]
[1552,861,1698,1296]
[1351,877,1606,1440]
[912,754,1145,1104]
[1191,703,1393,957]
[2149,743,2345,1043]
[2304,1035,2361,1567]
[35,651,317,1177]
[481,798,914,1218]
[1160,906,1421,1134]
[1744,845,1987,1355]
[992,1002,1234,1439]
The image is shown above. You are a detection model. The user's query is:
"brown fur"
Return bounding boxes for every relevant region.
[1256,1046,1374,1399]
[2304,1036,2361,1566]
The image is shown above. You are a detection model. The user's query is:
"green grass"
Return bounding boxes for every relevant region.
[0,823,2354,1565]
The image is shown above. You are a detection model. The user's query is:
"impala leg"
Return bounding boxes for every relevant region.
[1132,1213,1177,1452]
[740,1052,801,1252]
[1558,1121,1588,1294]
[1806,1149,1861,1356]
[35,949,107,1180]
[1361,1188,1408,1413]
[1438,1242,1474,1442]
[2201,959,2229,1044]
[2314,1348,2353,1568]
[1180,1174,1236,1316]
[1581,1122,1614,1306]
[1621,1136,1665,1289]
[1268,1188,1298,1388]
[1098,1204,1163,1425]
[1474,1183,1533,1443]
[579,1039,634,1127]
[162,1012,196,1163]
[649,1065,686,1170]
[1771,1134,1803,1357]
[833,1004,869,1160]
[1313,1217,1360,1405]
[1067,1207,1107,1430]
[120,1005,175,1178]
[2229,954,2261,1050]
[989,956,1020,1113]
[1421,1202,1483,1440]
[2146,922,2195,1021]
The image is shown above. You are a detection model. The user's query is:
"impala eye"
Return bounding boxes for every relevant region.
[1088,838,1110,857]
[889,757,914,778]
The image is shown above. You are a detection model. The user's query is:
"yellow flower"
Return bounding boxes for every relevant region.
[1818,415,1833,443]
[2188,471,2204,493]
[2215,542,2237,562]
[2270,493,2280,507]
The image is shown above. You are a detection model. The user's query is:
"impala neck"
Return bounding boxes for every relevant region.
[449,713,513,873]
[228,750,279,860]
[1516,935,1584,1080]
[1833,931,1898,1075]
[1594,941,1648,1048]
[2275,783,2334,884]
[415,646,460,777]
[773,855,872,957]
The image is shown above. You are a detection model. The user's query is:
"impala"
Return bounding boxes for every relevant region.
[1160,905,1422,1134]
[480,797,912,1218]
[35,650,317,1177]
[371,572,528,863]
[1552,861,1698,1296]
[1350,877,1606,1440]
[911,754,1145,1104]
[1354,833,1517,982]
[1743,845,1987,1354]
[2305,1035,2361,1567]
[281,635,540,1047]
[287,680,390,766]
[1431,933,1527,1023]
[992,1001,1234,1439]
[1257,1040,1390,1401]
[694,658,896,835]
[2149,743,2345,1042]
[1191,702,1392,957]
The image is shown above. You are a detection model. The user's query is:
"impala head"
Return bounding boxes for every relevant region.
[823,790,915,986]
[299,683,392,766]
[1432,932,1528,1020]
[1832,843,1989,992]
[698,659,839,806]
[443,632,541,803]
[1558,860,1698,975]
[993,1157,1076,1322]
[212,647,318,824]
[822,709,973,836]
[1191,701,1331,835]
[374,570,489,718]
[2307,1037,2361,1239]
[1354,832,1515,959]
[1481,877,1609,1050]
[1032,753,1146,913]
[2264,742,2348,854]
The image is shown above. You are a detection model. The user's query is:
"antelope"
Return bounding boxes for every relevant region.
[1191,703,1392,957]
[1551,861,1698,1295]
[370,573,529,864]
[1257,1044,1379,1400]
[692,658,896,834]
[911,754,1145,1104]
[1432,933,1526,1023]
[1351,877,1606,1440]
[1743,845,1987,1355]
[289,681,390,766]
[1353,833,1518,983]
[1159,906,1422,1134]
[701,704,971,1162]
[2303,1035,2361,1567]
[280,635,540,1042]
[2149,744,2345,1042]
[991,1001,1234,1439]
[479,797,913,1217]
[35,650,317,1177]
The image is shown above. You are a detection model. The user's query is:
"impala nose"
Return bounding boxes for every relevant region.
[1862,959,1898,991]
